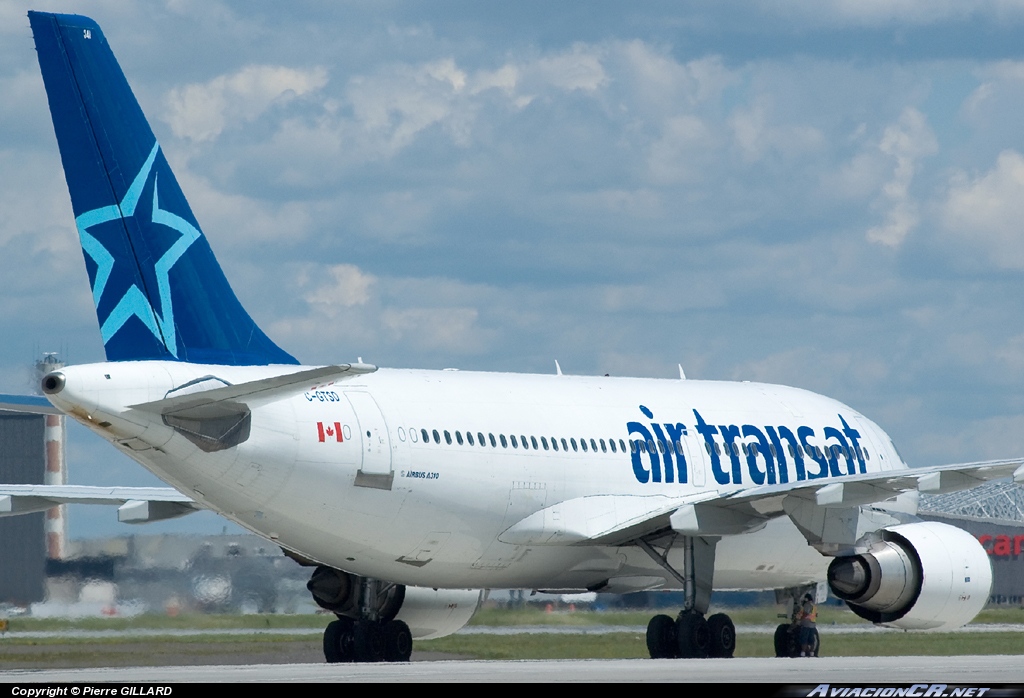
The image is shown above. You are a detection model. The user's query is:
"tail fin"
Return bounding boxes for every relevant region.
[29,12,297,366]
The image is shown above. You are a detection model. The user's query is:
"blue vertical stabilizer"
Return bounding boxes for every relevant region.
[29,12,298,366]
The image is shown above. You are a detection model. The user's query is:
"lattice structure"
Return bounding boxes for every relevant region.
[919,480,1024,524]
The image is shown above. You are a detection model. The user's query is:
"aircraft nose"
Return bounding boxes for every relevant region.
[41,371,66,395]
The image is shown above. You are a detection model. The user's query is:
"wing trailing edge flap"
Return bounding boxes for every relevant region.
[498,493,770,547]
[0,485,199,524]
[129,363,378,416]
[499,458,1024,548]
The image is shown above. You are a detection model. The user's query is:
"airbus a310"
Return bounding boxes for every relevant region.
[1,11,1018,663]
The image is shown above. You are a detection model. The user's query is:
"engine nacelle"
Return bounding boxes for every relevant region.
[393,587,486,640]
[306,566,484,639]
[827,521,991,630]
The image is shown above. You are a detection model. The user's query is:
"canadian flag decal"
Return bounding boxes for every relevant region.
[317,422,344,443]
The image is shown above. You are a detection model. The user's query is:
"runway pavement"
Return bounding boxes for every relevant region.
[1,655,1022,683]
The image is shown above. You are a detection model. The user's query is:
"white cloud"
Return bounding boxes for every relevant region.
[346,58,475,158]
[942,150,1024,269]
[532,44,606,92]
[303,264,376,312]
[381,307,482,352]
[865,107,936,247]
[729,100,825,164]
[163,65,328,142]
[762,0,1020,27]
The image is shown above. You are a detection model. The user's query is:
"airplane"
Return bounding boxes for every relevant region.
[1,10,1020,663]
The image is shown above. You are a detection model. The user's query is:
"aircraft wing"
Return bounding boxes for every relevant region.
[500,458,1024,547]
[0,394,60,415]
[0,485,200,523]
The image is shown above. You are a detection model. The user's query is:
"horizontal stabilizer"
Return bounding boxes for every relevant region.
[0,394,60,415]
[0,485,198,524]
[130,363,377,416]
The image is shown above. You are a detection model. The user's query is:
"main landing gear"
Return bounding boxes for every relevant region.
[638,535,735,659]
[646,609,736,659]
[322,615,413,663]
[307,566,413,663]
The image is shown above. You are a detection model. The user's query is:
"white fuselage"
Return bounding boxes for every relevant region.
[48,361,909,592]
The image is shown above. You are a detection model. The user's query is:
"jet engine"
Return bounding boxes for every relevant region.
[307,566,484,639]
[826,521,991,630]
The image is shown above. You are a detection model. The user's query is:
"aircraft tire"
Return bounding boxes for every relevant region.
[353,620,386,662]
[676,613,710,658]
[646,614,678,659]
[323,618,354,663]
[706,613,736,658]
[383,619,413,662]
[773,623,792,658]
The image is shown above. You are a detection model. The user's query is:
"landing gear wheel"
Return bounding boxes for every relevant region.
[676,613,710,658]
[383,619,413,662]
[646,614,678,659]
[353,620,385,662]
[706,613,735,658]
[323,618,354,663]
[773,623,793,658]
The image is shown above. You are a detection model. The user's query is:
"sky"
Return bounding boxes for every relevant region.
[3,1,1024,537]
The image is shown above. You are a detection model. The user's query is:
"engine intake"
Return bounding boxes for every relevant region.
[827,521,991,630]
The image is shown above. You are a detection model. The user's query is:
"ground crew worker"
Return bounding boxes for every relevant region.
[796,592,817,657]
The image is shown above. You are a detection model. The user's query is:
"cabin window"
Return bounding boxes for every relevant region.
[571,438,578,452]
[531,436,539,449]
[489,433,497,447]
[541,436,549,450]
[511,435,518,448]
[609,439,616,453]
[551,438,559,451]
[500,434,508,448]
[421,429,429,443]
[444,430,452,445]
[410,428,418,443]
[455,431,463,445]
[467,432,475,446]
[580,438,587,452]
[432,429,440,444]
[600,439,607,453]
[561,438,569,451]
